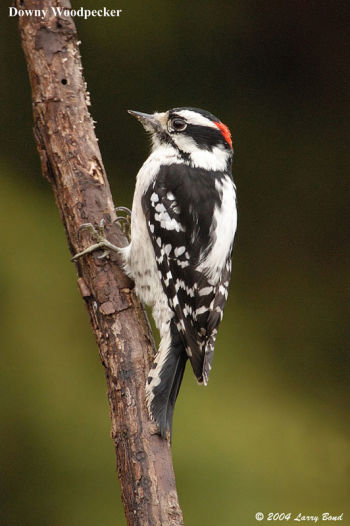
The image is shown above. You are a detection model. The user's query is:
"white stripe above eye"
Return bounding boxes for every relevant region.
[175,110,217,129]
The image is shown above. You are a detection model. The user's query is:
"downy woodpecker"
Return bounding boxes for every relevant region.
[74,107,237,438]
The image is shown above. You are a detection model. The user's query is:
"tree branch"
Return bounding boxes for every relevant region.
[16,1,184,524]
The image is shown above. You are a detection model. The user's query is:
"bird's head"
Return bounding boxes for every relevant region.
[128,107,233,171]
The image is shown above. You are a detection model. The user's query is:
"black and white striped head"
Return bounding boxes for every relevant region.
[128,107,233,171]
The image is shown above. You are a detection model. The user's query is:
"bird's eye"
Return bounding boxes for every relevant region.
[169,117,187,132]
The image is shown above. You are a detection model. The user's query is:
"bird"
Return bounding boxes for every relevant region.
[73,107,237,439]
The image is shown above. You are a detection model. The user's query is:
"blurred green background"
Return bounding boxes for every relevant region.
[1,1,350,525]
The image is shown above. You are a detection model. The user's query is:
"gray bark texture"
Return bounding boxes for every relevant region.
[16,1,184,524]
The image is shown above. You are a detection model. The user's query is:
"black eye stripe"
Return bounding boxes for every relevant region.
[183,124,231,151]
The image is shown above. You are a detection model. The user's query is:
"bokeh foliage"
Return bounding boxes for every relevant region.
[1,1,349,525]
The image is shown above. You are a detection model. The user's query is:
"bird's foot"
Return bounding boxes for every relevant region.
[71,218,121,261]
[114,206,131,240]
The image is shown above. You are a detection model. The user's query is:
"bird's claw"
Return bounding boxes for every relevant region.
[115,206,131,216]
[72,219,120,262]
[77,219,105,242]
[114,206,131,240]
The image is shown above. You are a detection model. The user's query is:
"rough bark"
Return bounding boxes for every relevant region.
[16,1,184,524]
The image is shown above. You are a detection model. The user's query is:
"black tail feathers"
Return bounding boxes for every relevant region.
[148,321,187,438]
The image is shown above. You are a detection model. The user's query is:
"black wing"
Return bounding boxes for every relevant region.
[142,163,233,383]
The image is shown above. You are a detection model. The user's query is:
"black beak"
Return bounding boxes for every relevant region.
[128,110,159,132]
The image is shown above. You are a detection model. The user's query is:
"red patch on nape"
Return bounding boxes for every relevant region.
[215,121,233,149]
